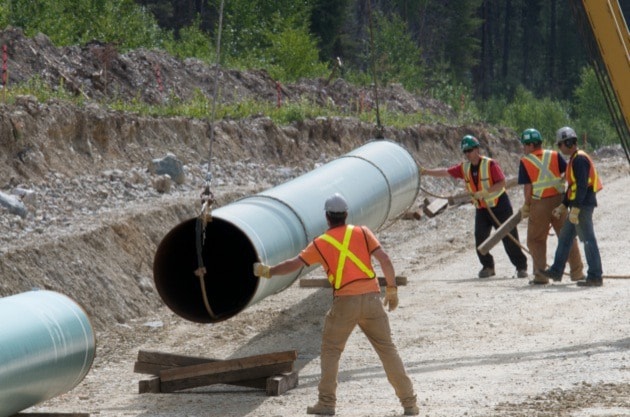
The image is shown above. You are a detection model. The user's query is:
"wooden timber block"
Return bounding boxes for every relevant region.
[158,350,297,393]
[423,197,448,217]
[134,350,215,375]
[266,371,299,396]
[139,376,161,393]
[300,276,407,288]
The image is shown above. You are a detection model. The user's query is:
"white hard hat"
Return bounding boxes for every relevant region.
[324,193,348,213]
[556,126,577,145]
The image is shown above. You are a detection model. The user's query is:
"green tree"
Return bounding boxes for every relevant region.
[573,66,617,147]
[372,12,424,91]
[2,0,163,50]
[263,15,328,82]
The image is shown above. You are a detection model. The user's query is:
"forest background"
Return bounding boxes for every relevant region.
[1,0,629,148]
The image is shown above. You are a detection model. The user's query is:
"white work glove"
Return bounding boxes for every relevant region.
[568,207,580,224]
[383,287,399,311]
[253,262,271,278]
[552,204,567,219]
[520,204,530,219]
[472,190,488,200]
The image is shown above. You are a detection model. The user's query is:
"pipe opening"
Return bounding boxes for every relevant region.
[153,217,258,323]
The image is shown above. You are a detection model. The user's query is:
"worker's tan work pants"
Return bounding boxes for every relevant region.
[528,195,584,279]
[317,292,417,408]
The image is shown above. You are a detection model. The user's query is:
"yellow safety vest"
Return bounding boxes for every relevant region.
[566,150,603,201]
[463,157,504,208]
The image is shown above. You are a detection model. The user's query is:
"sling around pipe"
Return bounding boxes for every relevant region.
[0,290,96,417]
[154,140,420,323]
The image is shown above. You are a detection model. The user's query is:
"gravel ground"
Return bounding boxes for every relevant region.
[22,154,630,417]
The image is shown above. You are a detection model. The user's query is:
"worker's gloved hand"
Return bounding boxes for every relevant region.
[568,207,580,224]
[552,204,567,219]
[419,166,427,175]
[520,203,530,219]
[472,190,488,200]
[383,287,399,311]
[253,262,272,278]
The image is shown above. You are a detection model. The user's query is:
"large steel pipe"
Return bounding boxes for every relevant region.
[0,290,96,417]
[154,140,420,323]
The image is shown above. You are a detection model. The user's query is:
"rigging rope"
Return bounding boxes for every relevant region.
[194,0,226,320]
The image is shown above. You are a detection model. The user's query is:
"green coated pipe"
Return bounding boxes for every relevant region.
[0,290,96,417]
[154,139,420,323]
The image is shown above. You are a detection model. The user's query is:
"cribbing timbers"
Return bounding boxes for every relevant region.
[135,350,270,391]
[158,350,297,393]
[300,276,407,288]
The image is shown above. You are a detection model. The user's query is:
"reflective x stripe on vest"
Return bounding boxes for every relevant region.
[566,150,603,201]
[319,225,376,289]
[463,157,504,208]
[522,150,564,199]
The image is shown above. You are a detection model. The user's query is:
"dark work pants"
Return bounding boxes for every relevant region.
[474,206,528,271]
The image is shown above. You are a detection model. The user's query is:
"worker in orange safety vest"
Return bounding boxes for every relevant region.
[422,135,528,279]
[253,193,419,416]
[517,128,584,285]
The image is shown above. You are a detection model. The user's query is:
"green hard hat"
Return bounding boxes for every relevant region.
[520,128,542,144]
[460,135,480,151]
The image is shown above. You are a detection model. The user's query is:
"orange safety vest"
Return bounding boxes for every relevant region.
[521,149,565,199]
[462,157,504,208]
[314,225,376,290]
[566,150,603,201]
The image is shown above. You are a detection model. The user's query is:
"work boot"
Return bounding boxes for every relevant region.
[528,275,549,285]
[478,267,495,278]
[403,405,420,415]
[576,279,603,287]
[516,269,528,278]
[306,402,335,415]
[539,268,562,282]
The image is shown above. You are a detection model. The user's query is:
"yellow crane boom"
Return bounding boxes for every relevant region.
[569,0,630,163]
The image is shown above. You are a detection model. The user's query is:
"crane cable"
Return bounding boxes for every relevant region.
[193,0,226,320]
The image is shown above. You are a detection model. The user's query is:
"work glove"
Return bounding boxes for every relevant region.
[419,166,427,175]
[568,207,580,224]
[552,204,567,219]
[472,190,488,200]
[253,262,272,279]
[383,287,399,311]
[520,203,530,219]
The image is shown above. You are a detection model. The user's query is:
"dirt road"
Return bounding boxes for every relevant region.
[25,155,630,417]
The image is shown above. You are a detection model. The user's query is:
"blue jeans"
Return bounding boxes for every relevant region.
[549,206,602,280]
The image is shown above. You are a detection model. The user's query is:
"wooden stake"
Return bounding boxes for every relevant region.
[477,210,522,255]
